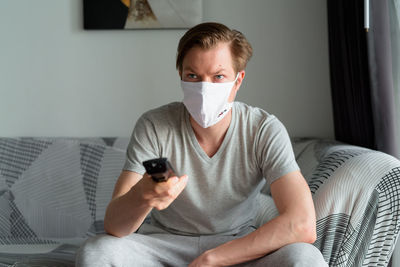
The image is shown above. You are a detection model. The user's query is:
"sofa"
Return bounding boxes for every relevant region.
[0,137,399,266]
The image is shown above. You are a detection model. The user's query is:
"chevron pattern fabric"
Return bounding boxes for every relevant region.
[0,137,128,266]
[0,137,399,266]
[293,139,400,266]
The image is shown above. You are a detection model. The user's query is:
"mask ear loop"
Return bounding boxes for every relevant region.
[234,72,240,82]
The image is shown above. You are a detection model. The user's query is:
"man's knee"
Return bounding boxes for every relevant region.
[75,234,125,267]
[278,243,327,267]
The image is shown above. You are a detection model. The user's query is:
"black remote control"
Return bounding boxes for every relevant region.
[142,158,176,182]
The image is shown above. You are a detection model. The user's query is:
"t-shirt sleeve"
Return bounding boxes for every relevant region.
[257,116,300,186]
[122,115,160,175]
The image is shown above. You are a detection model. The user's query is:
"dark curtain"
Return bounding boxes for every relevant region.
[327,0,399,157]
[327,0,376,150]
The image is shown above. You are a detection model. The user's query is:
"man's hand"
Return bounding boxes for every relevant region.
[104,171,188,237]
[134,173,188,210]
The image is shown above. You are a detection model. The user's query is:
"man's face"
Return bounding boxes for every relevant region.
[180,42,244,102]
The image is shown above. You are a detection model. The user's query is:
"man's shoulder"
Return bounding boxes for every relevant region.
[234,102,277,124]
[141,102,185,122]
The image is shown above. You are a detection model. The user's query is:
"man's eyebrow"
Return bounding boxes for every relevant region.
[183,66,196,72]
[212,68,228,74]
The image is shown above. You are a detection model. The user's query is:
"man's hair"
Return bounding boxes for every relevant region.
[176,22,253,73]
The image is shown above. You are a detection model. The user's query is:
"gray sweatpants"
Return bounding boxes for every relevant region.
[76,223,327,267]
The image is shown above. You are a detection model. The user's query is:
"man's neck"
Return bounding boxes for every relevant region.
[189,110,232,157]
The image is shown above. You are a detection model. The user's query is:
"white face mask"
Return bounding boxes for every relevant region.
[181,73,239,128]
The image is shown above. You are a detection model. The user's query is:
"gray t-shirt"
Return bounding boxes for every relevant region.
[123,102,299,236]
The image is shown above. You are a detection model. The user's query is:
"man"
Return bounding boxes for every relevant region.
[76,22,327,266]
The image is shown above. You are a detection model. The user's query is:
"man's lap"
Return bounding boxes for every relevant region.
[75,223,327,267]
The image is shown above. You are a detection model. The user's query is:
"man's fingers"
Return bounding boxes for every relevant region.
[166,176,179,185]
[150,175,188,210]
[152,175,188,199]
[169,175,188,197]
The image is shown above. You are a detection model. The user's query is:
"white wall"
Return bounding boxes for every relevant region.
[0,0,333,138]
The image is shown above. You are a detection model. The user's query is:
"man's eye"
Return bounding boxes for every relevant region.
[188,74,197,79]
[215,75,224,80]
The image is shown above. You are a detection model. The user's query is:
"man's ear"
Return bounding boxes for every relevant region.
[235,70,246,90]
[179,70,182,80]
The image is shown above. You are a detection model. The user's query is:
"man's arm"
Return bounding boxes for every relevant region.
[104,171,150,237]
[189,170,316,267]
[104,170,188,238]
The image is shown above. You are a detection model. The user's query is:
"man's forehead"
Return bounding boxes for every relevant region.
[182,43,234,73]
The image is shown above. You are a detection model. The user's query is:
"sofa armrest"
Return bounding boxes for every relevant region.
[257,139,400,266]
[306,141,400,266]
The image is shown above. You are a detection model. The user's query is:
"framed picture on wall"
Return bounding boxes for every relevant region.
[83,0,202,29]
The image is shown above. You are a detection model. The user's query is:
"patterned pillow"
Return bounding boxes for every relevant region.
[0,138,127,245]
